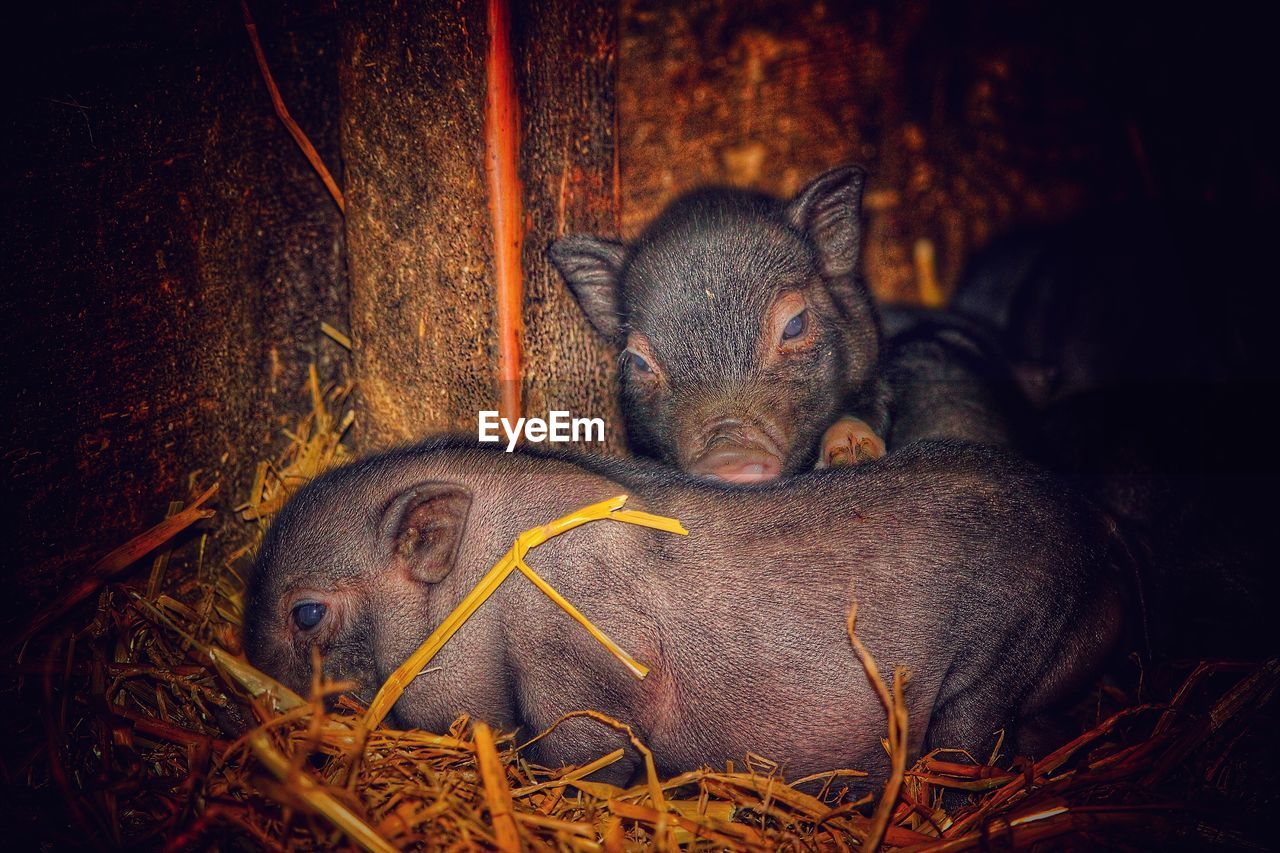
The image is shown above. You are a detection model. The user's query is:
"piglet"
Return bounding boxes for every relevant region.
[551,166,886,483]
[245,439,1124,786]
[877,305,1033,452]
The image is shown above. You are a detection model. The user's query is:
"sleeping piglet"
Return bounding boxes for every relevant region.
[244,440,1123,787]
[550,166,887,483]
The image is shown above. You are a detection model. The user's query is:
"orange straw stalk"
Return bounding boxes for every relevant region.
[485,0,525,424]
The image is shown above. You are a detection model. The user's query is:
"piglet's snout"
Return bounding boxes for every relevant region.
[687,419,782,483]
[689,447,781,483]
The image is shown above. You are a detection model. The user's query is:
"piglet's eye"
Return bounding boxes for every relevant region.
[782,310,808,341]
[626,349,654,374]
[292,602,327,630]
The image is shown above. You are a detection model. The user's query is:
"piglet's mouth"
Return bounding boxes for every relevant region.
[688,445,783,483]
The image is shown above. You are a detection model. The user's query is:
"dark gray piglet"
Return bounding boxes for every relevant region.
[550,166,887,483]
[877,305,1034,452]
[950,208,1280,659]
[244,439,1124,788]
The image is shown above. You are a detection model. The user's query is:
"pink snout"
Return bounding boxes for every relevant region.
[688,446,782,483]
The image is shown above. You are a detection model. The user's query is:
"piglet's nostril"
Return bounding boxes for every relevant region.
[696,416,783,461]
[705,431,735,449]
[701,418,747,444]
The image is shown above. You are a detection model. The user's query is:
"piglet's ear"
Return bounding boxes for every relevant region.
[382,482,473,585]
[548,235,628,345]
[784,165,867,279]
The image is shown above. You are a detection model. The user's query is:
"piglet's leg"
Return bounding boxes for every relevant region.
[817,416,886,468]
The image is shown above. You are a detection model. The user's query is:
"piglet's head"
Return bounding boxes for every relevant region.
[551,165,880,482]
[243,473,472,716]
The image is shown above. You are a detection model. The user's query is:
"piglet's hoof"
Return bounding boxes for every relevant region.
[818,417,886,468]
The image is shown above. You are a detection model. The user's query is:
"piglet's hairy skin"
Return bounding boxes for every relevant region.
[550,166,883,483]
[244,440,1123,788]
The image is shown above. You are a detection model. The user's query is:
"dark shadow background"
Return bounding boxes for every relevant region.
[2,0,1278,844]
[4,0,1277,618]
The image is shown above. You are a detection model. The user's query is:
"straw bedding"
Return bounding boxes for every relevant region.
[10,369,1277,850]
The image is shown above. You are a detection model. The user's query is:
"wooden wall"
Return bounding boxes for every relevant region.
[617,0,1275,302]
[4,0,1277,624]
[1,3,349,619]
[1,0,624,620]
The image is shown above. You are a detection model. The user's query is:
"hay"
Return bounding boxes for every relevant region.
[13,368,1279,849]
[235,363,353,525]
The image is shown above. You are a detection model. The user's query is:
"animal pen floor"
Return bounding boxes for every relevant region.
[3,369,1277,851]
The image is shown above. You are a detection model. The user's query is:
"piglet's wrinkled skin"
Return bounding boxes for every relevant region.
[244,440,1122,787]
[550,166,884,483]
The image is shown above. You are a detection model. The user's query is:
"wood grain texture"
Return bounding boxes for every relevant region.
[339,0,621,452]
[0,1,349,615]
[515,0,625,453]
[338,1,494,449]
[617,0,1128,303]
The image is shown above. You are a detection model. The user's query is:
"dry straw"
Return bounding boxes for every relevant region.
[16,366,1279,850]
